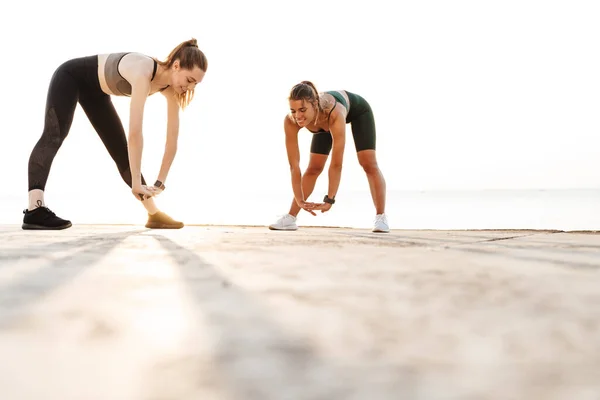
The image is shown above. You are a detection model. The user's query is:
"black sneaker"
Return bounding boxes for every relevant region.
[22,207,72,230]
[145,211,184,229]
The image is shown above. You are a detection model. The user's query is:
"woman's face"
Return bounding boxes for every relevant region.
[171,60,205,94]
[289,99,316,127]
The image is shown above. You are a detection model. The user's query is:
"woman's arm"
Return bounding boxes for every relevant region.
[284,116,319,215]
[156,88,180,184]
[127,79,151,191]
[119,55,153,193]
[283,116,303,204]
[326,111,346,200]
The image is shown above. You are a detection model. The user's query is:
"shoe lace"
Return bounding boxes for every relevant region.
[39,206,57,218]
[26,200,57,218]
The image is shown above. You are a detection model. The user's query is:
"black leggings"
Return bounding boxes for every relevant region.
[28,55,146,191]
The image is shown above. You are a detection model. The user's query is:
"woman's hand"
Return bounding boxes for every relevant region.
[147,186,164,196]
[314,203,332,213]
[296,199,322,216]
[147,180,165,197]
[132,184,156,201]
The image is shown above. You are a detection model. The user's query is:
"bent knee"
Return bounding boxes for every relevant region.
[305,164,325,175]
[360,160,380,174]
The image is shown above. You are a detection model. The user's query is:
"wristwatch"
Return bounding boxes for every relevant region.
[323,195,335,204]
[154,180,166,190]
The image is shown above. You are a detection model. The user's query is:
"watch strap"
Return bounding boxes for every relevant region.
[323,195,335,204]
[154,180,166,190]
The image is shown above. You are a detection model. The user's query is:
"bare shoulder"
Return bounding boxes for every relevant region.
[116,52,154,82]
[330,103,348,125]
[321,91,348,118]
[283,114,300,134]
[319,92,336,111]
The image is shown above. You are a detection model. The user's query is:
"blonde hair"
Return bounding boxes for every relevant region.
[156,38,208,110]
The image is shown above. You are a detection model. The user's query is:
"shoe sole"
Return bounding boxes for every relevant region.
[372,229,390,233]
[268,226,298,231]
[145,223,184,229]
[22,222,72,230]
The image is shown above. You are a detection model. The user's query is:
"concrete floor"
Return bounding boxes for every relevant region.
[0,225,599,400]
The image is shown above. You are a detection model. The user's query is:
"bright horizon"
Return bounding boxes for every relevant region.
[1,0,599,227]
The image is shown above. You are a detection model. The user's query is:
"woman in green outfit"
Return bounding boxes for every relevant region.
[269,81,389,233]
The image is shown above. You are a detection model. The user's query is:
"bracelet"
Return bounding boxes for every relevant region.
[154,180,166,190]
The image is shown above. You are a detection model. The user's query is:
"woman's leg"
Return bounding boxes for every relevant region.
[349,96,389,232]
[23,62,79,230]
[357,150,386,215]
[269,133,330,230]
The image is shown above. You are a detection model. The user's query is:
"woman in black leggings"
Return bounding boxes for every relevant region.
[23,38,207,230]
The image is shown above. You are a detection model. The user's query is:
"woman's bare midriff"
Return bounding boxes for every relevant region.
[96,54,112,96]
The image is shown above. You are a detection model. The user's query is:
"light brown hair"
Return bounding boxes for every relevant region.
[156,38,208,109]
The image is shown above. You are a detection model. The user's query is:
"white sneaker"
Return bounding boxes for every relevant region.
[373,214,390,233]
[268,214,298,231]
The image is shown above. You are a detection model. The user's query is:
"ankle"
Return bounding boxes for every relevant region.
[28,189,45,211]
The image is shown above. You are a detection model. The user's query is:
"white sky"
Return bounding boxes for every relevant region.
[1,0,599,224]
